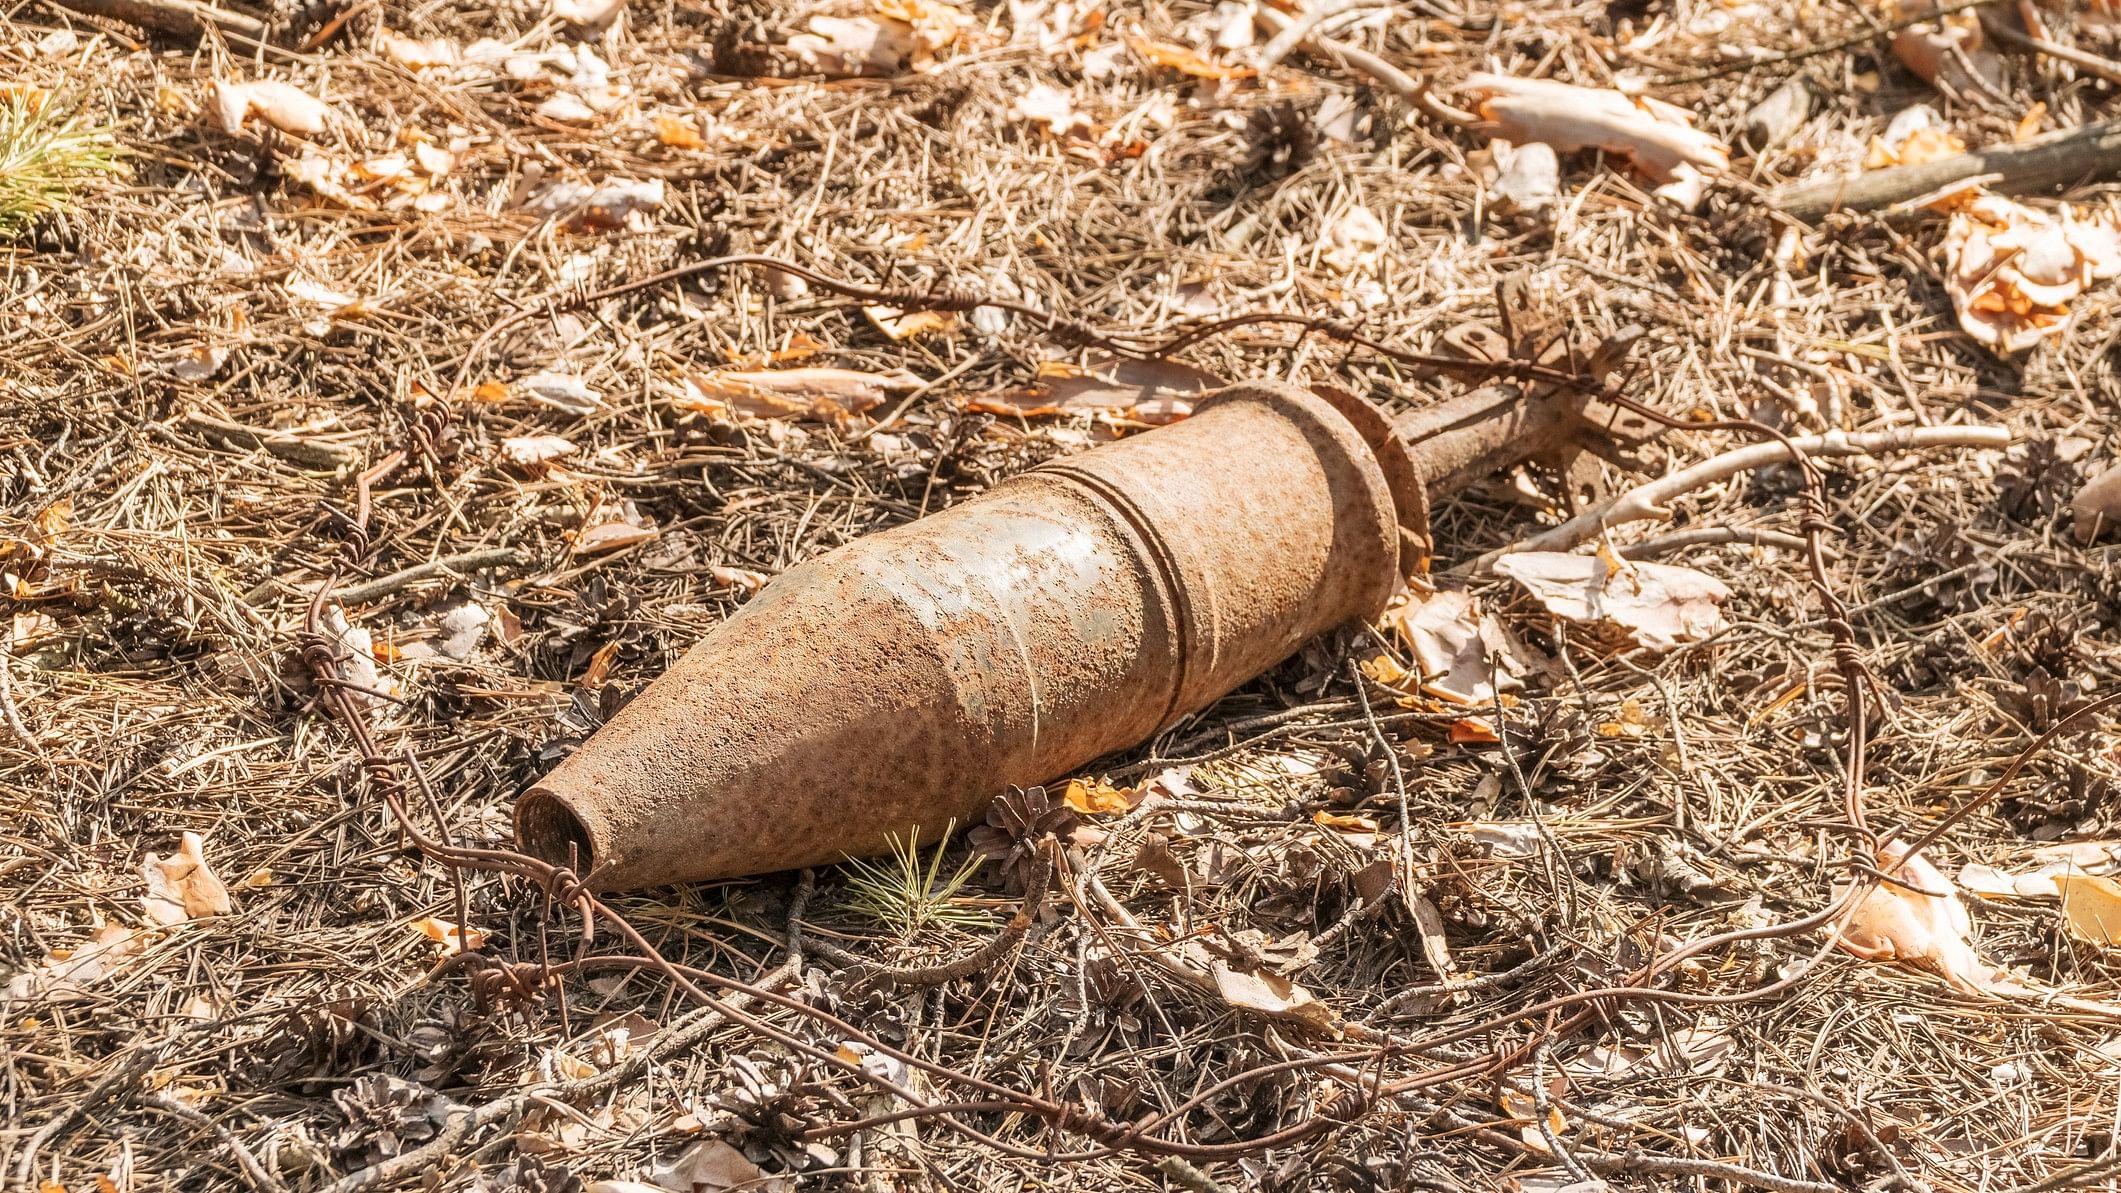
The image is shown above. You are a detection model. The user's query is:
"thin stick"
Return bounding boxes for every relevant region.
[1770,118,2121,222]
[1466,425,2010,571]
[323,547,524,605]
[43,0,268,42]
[1254,6,1474,127]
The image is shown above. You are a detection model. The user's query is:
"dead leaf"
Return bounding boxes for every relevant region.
[1127,34,1255,79]
[1010,82,1094,138]
[1945,194,2121,354]
[709,565,768,592]
[1864,104,1964,169]
[575,522,658,555]
[517,371,604,414]
[552,0,625,29]
[652,1138,781,1192]
[863,305,959,340]
[788,14,918,76]
[141,832,232,925]
[1463,821,1543,858]
[501,435,579,467]
[2,923,146,1003]
[1891,13,2005,98]
[412,916,486,954]
[2061,874,2121,947]
[1450,716,1500,744]
[1321,203,1387,274]
[1383,588,1524,705]
[653,114,706,149]
[1459,73,1727,184]
[1061,777,1138,815]
[967,355,1220,421]
[2073,462,2121,542]
[1494,551,1729,649]
[1210,962,1337,1029]
[378,29,458,69]
[524,178,665,232]
[1833,839,1994,995]
[681,367,921,422]
[210,79,335,137]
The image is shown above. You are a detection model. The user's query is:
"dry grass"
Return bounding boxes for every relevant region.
[3,1,2121,1191]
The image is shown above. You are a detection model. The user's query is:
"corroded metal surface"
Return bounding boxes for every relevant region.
[517,381,1408,889]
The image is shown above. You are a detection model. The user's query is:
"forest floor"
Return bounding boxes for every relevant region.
[4,0,2121,1190]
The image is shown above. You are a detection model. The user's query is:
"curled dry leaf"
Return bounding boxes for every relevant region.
[2073,461,2121,543]
[709,564,768,593]
[575,522,658,554]
[141,831,232,925]
[2060,874,2121,947]
[1945,194,2121,354]
[1864,103,1964,169]
[2,923,145,1003]
[378,30,458,69]
[1126,34,1255,80]
[651,1138,783,1192]
[787,14,918,77]
[1890,11,2005,98]
[501,435,579,467]
[1010,82,1093,138]
[1060,777,1139,815]
[524,178,665,232]
[1458,73,1728,184]
[1210,962,1337,1030]
[411,916,486,954]
[863,305,959,340]
[967,355,1220,423]
[517,371,604,414]
[1382,587,1525,705]
[1833,839,1996,995]
[681,367,922,422]
[1493,551,1729,649]
[1959,840,2121,896]
[211,79,335,137]
[551,0,625,29]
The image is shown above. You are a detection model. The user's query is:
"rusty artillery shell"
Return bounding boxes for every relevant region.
[516,381,1421,889]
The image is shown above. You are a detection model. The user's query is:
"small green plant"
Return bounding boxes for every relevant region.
[840,823,989,938]
[0,90,123,239]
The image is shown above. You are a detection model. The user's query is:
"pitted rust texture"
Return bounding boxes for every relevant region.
[517,375,1611,889]
[517,382,1408,888]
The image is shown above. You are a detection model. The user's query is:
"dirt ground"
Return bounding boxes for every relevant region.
[4,0,2121,1190]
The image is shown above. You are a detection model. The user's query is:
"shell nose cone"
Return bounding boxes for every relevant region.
[515,381,1410,890]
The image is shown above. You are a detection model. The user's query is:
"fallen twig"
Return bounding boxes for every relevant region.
[1770,118,2121,222]
[1254,6,1473,126]
[324,547,523,606]
[43,0,268,41]
[184,412,361,471]
[1468,425,2011,570]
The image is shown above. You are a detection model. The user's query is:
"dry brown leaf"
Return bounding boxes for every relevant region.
[653,114,706,149]
[412,916,486,954]
[1382,587,1525,705]
[141,832,232,925]
[2074,462,2121,542]
[501,435,579,467]
[709,565,768,593]
[1494,551,1729,649]
[551,0,625,29]
[2061,874,2121,947]
[1449,716,1499,744]
[2,923,146,1003]
[875,0,970,55]
[1060,777,1138,816]
[1890,13,2005,97]
[210,79,335,137]
[967,355,1220,422]
[1945,194,2121,354]
[378,29,458,69]
[787,15,918,76]
[681,367,921,422]
[1010,82,1094,138]
[1833,839,1995,995]
[1210,963,1336,1029]
[1459,73,1728,184]
[652,1138,785,1192]
[863,305,960,340]
[1126,34,1255,79]
[575,522,658,554]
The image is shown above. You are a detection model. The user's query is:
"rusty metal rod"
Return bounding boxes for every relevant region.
[516,379,1593,889]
